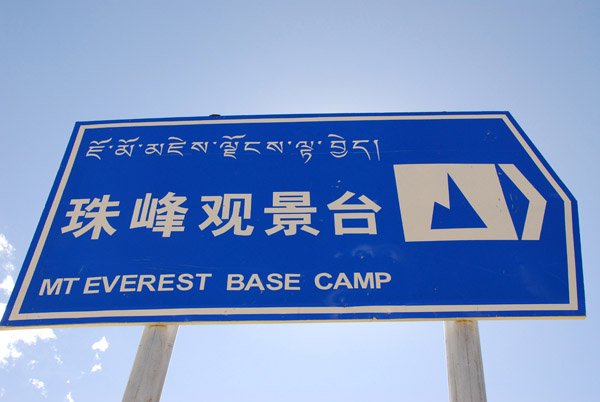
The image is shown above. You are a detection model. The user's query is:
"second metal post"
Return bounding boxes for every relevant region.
[444,320,487,402]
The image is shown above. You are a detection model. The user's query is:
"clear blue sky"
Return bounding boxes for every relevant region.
[1,1,599,401]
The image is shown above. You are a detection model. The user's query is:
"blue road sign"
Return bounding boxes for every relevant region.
[1,112,585,328]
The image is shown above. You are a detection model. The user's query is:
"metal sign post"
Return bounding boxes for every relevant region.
[445,320,486,402]
[122,325,178,402]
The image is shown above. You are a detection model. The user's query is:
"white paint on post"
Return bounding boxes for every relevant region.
[444,320,487,402]
[122,325,179,402]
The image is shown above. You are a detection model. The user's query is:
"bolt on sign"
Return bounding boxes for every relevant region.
[1,112,585,328]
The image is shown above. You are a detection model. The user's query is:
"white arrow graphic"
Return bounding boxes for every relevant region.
[498,164,546,240]
[394,163,546,242]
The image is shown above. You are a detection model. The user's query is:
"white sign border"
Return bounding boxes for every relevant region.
[7,113,580,323]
